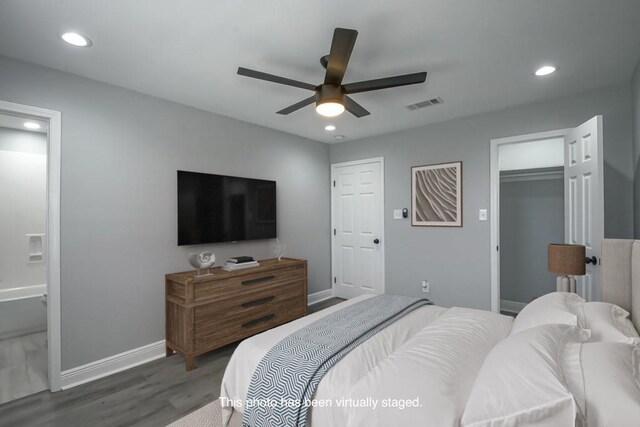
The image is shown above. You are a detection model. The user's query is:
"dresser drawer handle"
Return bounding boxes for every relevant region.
[242,314,275,328]
[242,275,275,286]
[241,296,276,308]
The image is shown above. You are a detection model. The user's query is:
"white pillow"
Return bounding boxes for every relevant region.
[461,324,589,427]
[580,302,639,342]
[579,341,640,427]
[511,292,585,335]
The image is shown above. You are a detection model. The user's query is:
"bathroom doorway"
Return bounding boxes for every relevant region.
[0,112,48,404]
[0,100,62,402]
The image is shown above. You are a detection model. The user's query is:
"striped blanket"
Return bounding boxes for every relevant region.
[242,295,432,427]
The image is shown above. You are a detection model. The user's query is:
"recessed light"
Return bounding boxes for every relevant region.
[23,122,41,130]
[61,32,92,47]
[535,65,556,76]
[334,135,345,140]
[324,125,336,131]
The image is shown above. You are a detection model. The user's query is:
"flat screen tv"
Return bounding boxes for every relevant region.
[177,170,276,245]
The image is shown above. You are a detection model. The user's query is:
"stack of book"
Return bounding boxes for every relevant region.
[222,256,260,271]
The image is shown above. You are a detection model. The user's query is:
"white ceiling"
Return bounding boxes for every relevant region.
[0,0,639,143]
[0,113,48,134]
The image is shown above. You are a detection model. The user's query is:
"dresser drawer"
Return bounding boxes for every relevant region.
[195,280,305,320]
[194,289,306,351]
[193,264,305,303]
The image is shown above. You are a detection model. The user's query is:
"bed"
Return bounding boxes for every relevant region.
[220,239,640,427]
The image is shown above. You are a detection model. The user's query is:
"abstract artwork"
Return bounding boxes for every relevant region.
[411,161,462,227]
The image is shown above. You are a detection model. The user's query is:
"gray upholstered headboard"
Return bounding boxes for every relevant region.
[601,239,640,330]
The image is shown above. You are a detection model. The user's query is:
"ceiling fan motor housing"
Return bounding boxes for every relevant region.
[315,84,344,106]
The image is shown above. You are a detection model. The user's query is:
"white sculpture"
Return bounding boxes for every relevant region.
[272,239,286,261]
[188,251,216,277]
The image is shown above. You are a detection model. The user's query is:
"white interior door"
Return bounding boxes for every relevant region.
[332,158,384,299]
[564,116,604,301]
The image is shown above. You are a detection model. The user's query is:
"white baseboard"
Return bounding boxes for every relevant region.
[500,299,527,314]
[61,290,335,390]
[308,289,333,306]
[61,340,166,390]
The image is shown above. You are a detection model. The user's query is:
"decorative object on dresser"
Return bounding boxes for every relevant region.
[272,238,286,261]
[411,161,463,227]
[228,256,255,264]
[187,251,216,277]
[548,243,586,293]
[222,256,260,271]
[165,258,308,370]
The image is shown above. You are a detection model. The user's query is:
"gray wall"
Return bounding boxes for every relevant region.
[500,175,564,304]
[633,59,640,237]
[330,84,634,310]
[0,55,331,370]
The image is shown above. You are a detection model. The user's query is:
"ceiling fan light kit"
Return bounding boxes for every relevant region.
[315,84,346,117]
[238,28,427,119]
[316,101,344,117]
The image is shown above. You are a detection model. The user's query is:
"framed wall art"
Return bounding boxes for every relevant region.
[411,161,462,227]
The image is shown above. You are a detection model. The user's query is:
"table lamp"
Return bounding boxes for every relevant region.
[548,243,585,293]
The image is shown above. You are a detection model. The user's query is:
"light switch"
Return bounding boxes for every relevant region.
[393,209,403,220]
[478,209,488,221]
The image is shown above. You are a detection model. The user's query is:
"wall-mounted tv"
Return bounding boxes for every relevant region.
[177,171,276,246]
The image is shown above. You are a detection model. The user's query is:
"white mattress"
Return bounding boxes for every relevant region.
[220,295,514,426]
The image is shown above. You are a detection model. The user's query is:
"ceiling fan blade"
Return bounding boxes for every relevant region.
[276,96,316,115]
[343,96,370,118]
[324,28,358,86]
[343,72,427,94]
[238,67,316,91]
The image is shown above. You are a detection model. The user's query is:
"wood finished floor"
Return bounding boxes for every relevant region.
[0,298,344,427]
[0,332,48,405]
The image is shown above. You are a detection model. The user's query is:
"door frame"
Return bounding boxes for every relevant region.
[331,157,385,297]
[489,129,570,312]
[0,100,62,391]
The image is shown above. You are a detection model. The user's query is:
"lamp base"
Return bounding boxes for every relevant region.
[556,276,576,293]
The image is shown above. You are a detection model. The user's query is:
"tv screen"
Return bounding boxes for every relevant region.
[177,171,276,245]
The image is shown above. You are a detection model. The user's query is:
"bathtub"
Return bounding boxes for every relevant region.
[0,284,47,340]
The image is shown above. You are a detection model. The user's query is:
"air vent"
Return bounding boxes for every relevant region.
[405,97,444,111]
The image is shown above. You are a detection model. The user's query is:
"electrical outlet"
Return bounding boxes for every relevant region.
[421,280,430,293]
[393,209,403,220]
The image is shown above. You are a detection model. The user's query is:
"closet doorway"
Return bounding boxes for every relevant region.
[499,144,564,314]
[490,117,604,313]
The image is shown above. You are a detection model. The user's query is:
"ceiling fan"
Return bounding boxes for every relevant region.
[237,28,427,118]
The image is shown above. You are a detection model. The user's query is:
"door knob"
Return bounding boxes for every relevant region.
[585,256,598,265]
[373,238,380,244]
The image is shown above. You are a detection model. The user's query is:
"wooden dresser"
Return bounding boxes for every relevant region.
[165,258,307,370]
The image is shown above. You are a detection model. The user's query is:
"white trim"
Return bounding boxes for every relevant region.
[307,289,334,305]
[490,129,570,313]
[61,340,166,390]
[0,284,47,302]
[330,157,385,298]
[0,100,62,391]
[500,299,527,314]
[330,157,385,169]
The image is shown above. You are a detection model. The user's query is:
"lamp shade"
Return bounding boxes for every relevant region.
[548,243,586,276]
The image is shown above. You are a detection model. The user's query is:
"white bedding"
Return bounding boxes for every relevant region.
[220,295,513,427]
